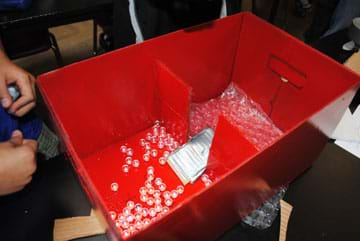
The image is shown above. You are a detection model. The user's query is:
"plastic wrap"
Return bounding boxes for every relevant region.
[190,82,286,229]
[242,186,287,229]
[190,83,283,150]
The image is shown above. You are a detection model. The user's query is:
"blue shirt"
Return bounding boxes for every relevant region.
[0,105,42,142]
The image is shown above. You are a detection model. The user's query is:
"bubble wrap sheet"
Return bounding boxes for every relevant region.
[190,82,286,229]
[190,82,283,150]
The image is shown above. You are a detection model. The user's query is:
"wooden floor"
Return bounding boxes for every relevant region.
[14,20,97,75]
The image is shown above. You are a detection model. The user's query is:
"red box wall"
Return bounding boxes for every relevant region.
[38,13,360,241]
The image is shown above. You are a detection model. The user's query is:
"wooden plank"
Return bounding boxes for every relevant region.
[53,209,106,241]
[279,200,293,241]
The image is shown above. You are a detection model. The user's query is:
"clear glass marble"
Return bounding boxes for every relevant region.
[153,190,161,198]
[126,148,133,156]
[135,220,143,230]
[122,207,131,216]
[139,187,147,196]
[154,120,161,126]
[152,126,159,136]
[147,166,155,175]
[163,191,171,199]
[164,198,173,207]
[147,186,155,195]
[162,207,170,214]
[110,182,119,192]
[154,197,162,205]
[176,185,184,194]
[151,149,158,157]
[120,145,127,153]
[143,153,150,162]
[155,204,162,213]
[128,225,135,233]
[117,214,125,222]
[126,214,135,223]
[135,213,142,221]
[143,218,151,226]
[154,178,162,186]
[146,198,154,206]
[142,208,148,217]
[145,143,151,151]
[122,230,130,238]
[139,138,146,147]
[201,174,209,182]
[173,141,179,149]
[160,126,166,133]
[135,203,143,213]
[149,208,157,217]
[122,164,130,173]
[146,132,152,141]
[122,229,130,238]
[125,156,132,165]
[132,159,140,168]
[147,173,154,182]
[115,220,122,228]
[171,190,178,199]
[127,201,135,210]
[158,183,166,191]
[158,141,164,149]
[121,220,130,229]
[145,180,152,189]
[159,157,166,165]
[109,211,117,220]
[163,151,170,158]
[140,195,147,203]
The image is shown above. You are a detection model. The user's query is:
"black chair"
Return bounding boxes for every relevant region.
[0,28,63,66]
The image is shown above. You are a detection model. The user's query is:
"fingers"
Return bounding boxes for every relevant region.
[18,140,37,176]
[23,139,38,152]
[29,74,37,99]
[8,74,36,116]
[12,101,36,117]
[0,75,12,108]
[5,176,33,195]
[21,176,33,186]
[9,130,23,146]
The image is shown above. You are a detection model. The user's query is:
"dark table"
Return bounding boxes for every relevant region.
[282,29,360,241]
[0,0,113,54]
[0,0,112,29]
[284,143,360,241]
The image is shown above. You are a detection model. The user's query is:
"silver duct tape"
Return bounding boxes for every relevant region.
[167,128,214,185]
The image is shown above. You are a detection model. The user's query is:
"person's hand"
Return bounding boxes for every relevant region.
[0,52,36,117]
[0,130,37,196]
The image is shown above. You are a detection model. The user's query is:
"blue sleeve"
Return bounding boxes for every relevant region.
[0,105,42,142]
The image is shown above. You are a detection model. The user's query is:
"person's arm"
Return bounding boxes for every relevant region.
[0,130,37,196]
[0,47,38,195]
[0,49,36,117]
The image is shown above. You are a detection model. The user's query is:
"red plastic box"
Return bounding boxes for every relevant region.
[38,13,360,241]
